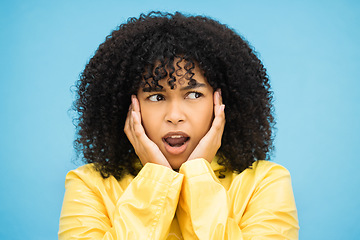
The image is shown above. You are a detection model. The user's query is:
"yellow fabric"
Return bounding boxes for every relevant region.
[59,159,299,239]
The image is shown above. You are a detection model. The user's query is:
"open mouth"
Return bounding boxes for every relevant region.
[162,132,190,155]
[163,135,190,147]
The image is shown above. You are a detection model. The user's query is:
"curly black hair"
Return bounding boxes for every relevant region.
[74,11,275,180]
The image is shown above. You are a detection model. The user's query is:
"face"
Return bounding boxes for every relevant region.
[137,62,214,169]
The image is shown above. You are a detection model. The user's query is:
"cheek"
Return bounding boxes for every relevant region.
[193,101,214,135]
[139,107,160,139]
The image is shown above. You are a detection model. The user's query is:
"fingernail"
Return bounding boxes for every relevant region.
[218,88,222,96]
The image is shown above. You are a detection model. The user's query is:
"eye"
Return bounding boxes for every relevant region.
[148,94,165,102]
[186,92,203,99]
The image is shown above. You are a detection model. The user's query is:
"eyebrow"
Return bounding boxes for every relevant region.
[142,82,206,92]
[180,82,206,90]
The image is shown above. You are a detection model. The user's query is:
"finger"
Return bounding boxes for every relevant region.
[217,103,225,117]
[132,95,141,113]
[219,89,223,105]
[131,95,144,138]
[124,102,132,134]
[207,104,225,140]
[205,104,226,143]
[129,95,139,135]
[132,111,145,137]
[130,100,148,146]
[128,102,135,133]
[214,104,225,129]
[213,89,224,116]
[127,99,140,144]
[213,89,220,106]
[124,109,136,146]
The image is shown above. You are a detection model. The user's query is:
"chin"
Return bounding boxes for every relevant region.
[168,158,187,170]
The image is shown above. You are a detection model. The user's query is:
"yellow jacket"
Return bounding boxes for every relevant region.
[59,158,299,239]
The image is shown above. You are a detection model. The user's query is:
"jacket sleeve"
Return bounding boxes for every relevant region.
[58,163,183,240]
[176,159,299,240]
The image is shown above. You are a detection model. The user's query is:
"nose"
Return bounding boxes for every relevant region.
[165,101,185,124]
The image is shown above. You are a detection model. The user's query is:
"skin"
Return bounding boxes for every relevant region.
[124,62,225,170]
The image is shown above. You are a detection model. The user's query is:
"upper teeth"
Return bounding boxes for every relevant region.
[169,135,183,138]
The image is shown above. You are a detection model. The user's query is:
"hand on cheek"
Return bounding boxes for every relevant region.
[124,95,171,168]
[187,88,225,163]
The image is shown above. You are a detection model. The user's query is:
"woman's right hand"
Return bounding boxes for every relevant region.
[124,95,172,169]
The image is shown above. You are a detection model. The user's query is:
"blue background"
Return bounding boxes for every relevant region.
[1,0,359,239]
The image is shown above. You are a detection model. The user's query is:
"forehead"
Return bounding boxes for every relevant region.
[140,58,209,92]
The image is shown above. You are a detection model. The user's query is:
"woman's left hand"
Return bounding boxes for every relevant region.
[187,89,225,163]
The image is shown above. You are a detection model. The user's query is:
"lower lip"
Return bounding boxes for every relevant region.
[163,139,189,155]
